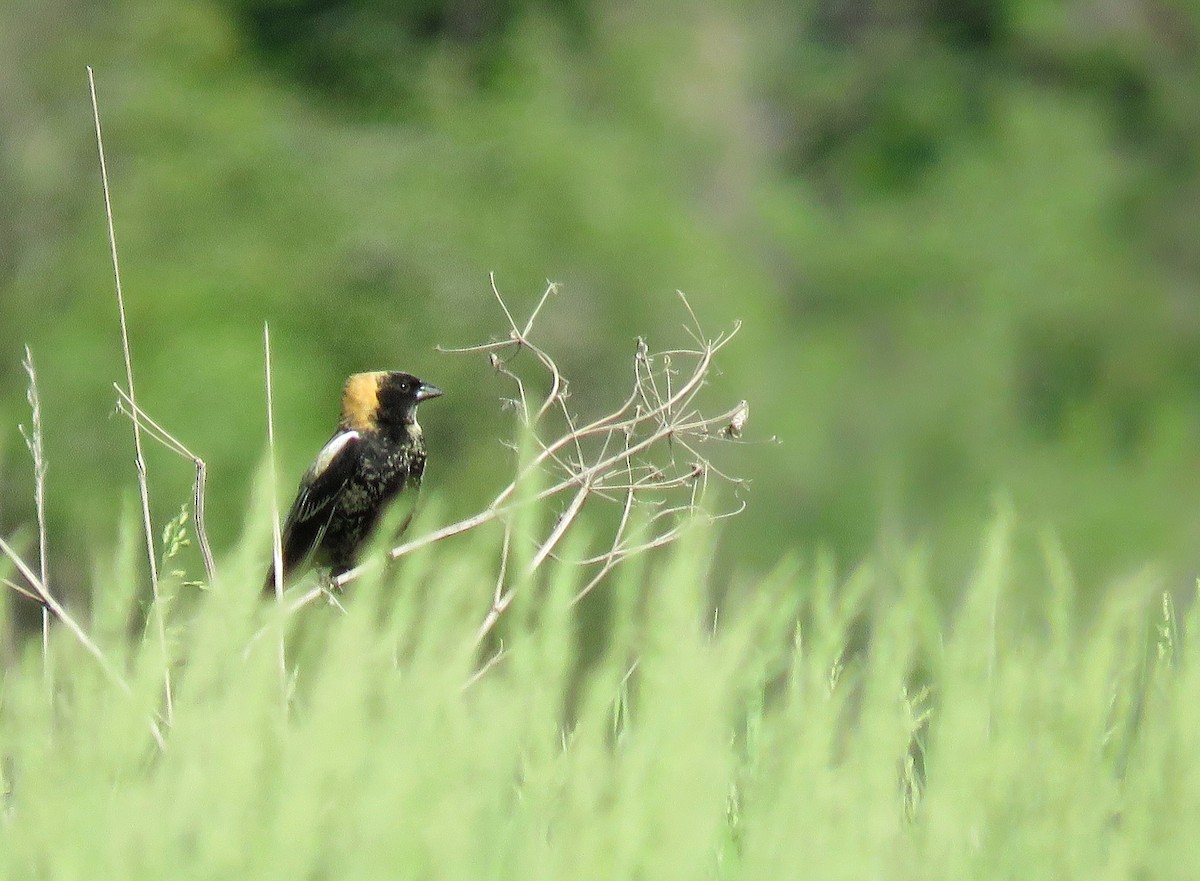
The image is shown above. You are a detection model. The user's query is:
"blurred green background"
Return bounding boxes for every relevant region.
[3,0,1200,601]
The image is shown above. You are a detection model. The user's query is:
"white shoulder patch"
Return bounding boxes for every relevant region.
[312,430,360,478]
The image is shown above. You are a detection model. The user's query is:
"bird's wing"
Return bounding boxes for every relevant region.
[279,430,362,575]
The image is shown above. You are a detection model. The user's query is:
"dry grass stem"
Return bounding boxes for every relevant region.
[473,523,514,638]
[461,647,507,691]
[112,386,216,582]
[88,66,174,723]
[263,323,289,694]
[475,590,515,648]
[1,577,41,605]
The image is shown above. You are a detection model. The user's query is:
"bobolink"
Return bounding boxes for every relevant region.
[265,371,443,591]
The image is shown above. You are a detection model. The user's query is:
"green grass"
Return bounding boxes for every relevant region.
[0,501,1196,880]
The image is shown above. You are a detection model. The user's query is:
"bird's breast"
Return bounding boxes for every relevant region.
[338,434,426,513]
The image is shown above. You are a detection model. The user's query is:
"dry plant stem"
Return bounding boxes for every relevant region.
[113,386,216,582]
[20,347,51,667]
[462,647,506,691]
[470,484,586,646]
[264,323,288,695]
[320,287,742,601]
[330,350,740,588]
[495,522,513,605]
[191,457,216,580]
[0,533,167,750]
[509,330,733,491]
[571,476,636,607]
[1,577,41,605]
[89,66,174,724]
[471,522,515,647]
[474,591,515,647]
[530,482,590,572]
[445,276,577,453]
[287,281,748,671]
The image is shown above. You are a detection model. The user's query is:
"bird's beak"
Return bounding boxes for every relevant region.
[416,382,444,402]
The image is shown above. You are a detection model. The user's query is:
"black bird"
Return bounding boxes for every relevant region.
[266,371,443,591]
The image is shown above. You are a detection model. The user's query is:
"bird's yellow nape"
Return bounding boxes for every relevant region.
[341,372,385,430]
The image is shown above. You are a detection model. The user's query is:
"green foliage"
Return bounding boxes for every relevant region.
[4,0,1200,601]
[0,513,1197,879]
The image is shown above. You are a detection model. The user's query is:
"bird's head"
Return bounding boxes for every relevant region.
[341,371,443,432]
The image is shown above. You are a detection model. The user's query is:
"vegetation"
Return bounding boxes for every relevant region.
[3,1,1200,875]
[0,507,1196,879]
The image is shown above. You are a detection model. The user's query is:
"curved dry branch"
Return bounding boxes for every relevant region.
[113,386,216,583]
[302,281,753,660]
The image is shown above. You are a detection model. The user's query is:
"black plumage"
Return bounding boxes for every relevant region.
[265,370,443,590]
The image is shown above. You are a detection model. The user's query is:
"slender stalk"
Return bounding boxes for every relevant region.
[530,483,590,572]
[276,283,751,678]
[264,322,288,697]
[88,66,173,724]
[461,648,506,691]
[113,385,216,582]
[474,590,515,648]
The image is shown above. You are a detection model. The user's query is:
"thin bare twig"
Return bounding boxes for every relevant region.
[322,283,748,632]
[270,281,751,693]
[530,483,590,572]
[495,522,513,607]
[462,646,507,691]
[468,483,590,649]
[474,590,516,648]
[1,576,42,605]
[88,66,173,723]
[112,385,216,583]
